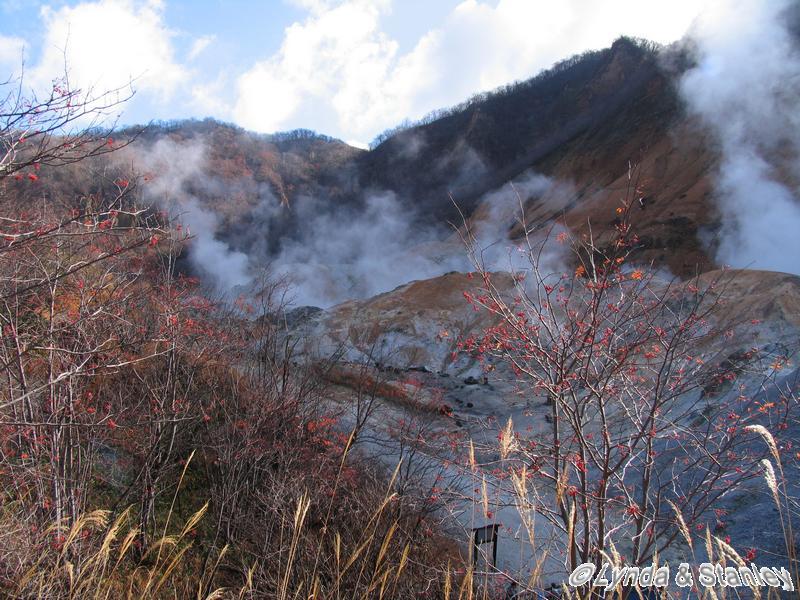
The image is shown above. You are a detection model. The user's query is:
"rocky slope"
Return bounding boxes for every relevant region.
[294,268,800,585]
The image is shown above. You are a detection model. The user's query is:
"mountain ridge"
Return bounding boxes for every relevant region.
[15,35,724,294]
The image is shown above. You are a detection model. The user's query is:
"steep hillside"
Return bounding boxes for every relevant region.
[122,119,365,256]
[360,38,673,216]
[128,118,362,208]
[359,37,719,276]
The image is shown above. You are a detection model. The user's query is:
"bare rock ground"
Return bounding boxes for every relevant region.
[292,268,800,587]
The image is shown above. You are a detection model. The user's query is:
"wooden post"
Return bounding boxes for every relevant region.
[472,523,499,570]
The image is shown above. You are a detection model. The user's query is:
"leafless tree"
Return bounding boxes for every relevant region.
[457,174,794,595]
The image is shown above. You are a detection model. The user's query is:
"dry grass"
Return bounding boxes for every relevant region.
[0,453,242,600]
[2,413,798,600]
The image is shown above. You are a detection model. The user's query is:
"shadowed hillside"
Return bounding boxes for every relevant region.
[360,38,672,217]
[356,36,720,275]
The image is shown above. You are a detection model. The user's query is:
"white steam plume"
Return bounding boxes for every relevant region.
[272,191,469,307]
[273,169,572,307]
[129,138,253,292]
[680,0,800,274]
[470,171,571,274]
[122,137,571,307]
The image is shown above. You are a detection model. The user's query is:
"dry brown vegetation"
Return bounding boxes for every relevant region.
[0,71,455,599]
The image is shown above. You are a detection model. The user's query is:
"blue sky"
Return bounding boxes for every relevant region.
[0,0,712,146]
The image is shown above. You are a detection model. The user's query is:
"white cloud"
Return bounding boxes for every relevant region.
[0,34,25,76]
[285,0,335,13]
[3,0,714,140]
[234,0,396,137]
[189,73,230,116]
[31,0,187,102]
[187,34,215,61]
[397,0,711,105]
[233,0,710,142]
[345,138,369,150]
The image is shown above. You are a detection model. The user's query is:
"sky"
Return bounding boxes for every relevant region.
[0,0,713,147]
